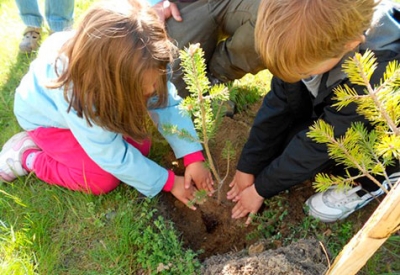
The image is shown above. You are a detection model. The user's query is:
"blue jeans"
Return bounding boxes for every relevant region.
[15,0,74,32]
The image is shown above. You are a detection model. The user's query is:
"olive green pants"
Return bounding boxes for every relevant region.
[166,0,265,97]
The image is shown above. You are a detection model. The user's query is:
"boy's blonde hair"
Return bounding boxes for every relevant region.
[50,0,176,141]
[255,0,377,82]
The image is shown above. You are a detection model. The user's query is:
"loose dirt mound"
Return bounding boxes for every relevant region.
[201,238,328,275]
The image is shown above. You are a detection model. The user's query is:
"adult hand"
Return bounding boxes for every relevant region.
[227,170,254,201]
[170,176,197,210]
[153,0,182,23]
[184,161,214,194]
[231,184,264,225]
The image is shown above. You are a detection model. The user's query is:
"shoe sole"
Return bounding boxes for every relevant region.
[305,199,357,223]
[305,178,397,223]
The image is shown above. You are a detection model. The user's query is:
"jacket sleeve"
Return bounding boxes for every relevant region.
[237,78,313,176]
[148,81,203,159]
[239,76,372,199]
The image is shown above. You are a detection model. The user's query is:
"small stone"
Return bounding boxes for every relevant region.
[248,242,265,256]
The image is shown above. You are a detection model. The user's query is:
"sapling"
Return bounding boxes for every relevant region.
[308,50,400,275]
[307,49,400,194]
[163,43,234,204]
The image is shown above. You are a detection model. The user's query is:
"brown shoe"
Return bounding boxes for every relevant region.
[19,27,41,53]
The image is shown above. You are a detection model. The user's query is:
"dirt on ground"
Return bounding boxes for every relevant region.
[200,238,328,275]
[155,101,380,274]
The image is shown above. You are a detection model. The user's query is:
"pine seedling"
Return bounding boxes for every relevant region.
[163,43,233,204]
[307,50,400,193]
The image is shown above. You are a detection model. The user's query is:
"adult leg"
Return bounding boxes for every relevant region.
[15,0,43,28]
[166,0,230,97]
[15,0,43,53]
[45,0,74,32]
[209,0,265,82]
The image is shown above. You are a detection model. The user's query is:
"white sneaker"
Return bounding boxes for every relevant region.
[0,132,38,182]
[305,176,396,222]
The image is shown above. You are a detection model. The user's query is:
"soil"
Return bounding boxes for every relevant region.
[155,101,381,272]
[200,238,328,274]
[157,103,256,259]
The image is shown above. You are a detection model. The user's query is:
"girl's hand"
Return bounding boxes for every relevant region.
[231,184,264,225]
[227,170,254,201]
[170,176,197,210]
[184,162,214,195]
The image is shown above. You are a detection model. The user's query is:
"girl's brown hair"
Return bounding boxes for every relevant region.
[49,0,177,141]
[255,0,377,82]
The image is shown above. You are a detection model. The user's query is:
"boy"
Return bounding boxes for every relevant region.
[227,0,400,223]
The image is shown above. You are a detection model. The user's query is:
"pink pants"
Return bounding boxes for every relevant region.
[27,127,151,195]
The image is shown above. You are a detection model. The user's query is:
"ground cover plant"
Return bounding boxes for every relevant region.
[1,0,399,274]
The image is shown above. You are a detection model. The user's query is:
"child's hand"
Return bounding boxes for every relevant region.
[227,170,254,201]
[231,184,264,225]
[170,176,198,210]
[184,162,214,195]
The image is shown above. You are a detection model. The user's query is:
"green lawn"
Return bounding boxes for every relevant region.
[0,0,399,274]
[0,1,202,274]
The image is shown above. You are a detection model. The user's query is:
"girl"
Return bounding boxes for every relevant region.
[0,0,213,209]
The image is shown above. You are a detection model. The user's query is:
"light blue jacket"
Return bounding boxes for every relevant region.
[14,31,202,197]
[148,0,160,6]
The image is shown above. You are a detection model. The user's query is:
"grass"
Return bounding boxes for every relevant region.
[0,1,201,274]
[0,0,399,274]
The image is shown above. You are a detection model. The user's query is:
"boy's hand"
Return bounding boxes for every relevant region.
[184,162,214,194]
[170,176,197,210]
[231,184,264,225]
[227,170,254,201]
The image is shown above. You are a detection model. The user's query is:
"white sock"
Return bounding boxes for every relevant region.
[25,152,39,171]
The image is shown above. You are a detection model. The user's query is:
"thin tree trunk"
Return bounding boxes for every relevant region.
[326,180,400,275]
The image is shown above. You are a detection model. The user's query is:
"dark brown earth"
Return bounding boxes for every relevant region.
[157,102,259,257]
[155,101,386,274]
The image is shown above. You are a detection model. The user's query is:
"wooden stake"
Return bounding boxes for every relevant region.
[326,180,400,275]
